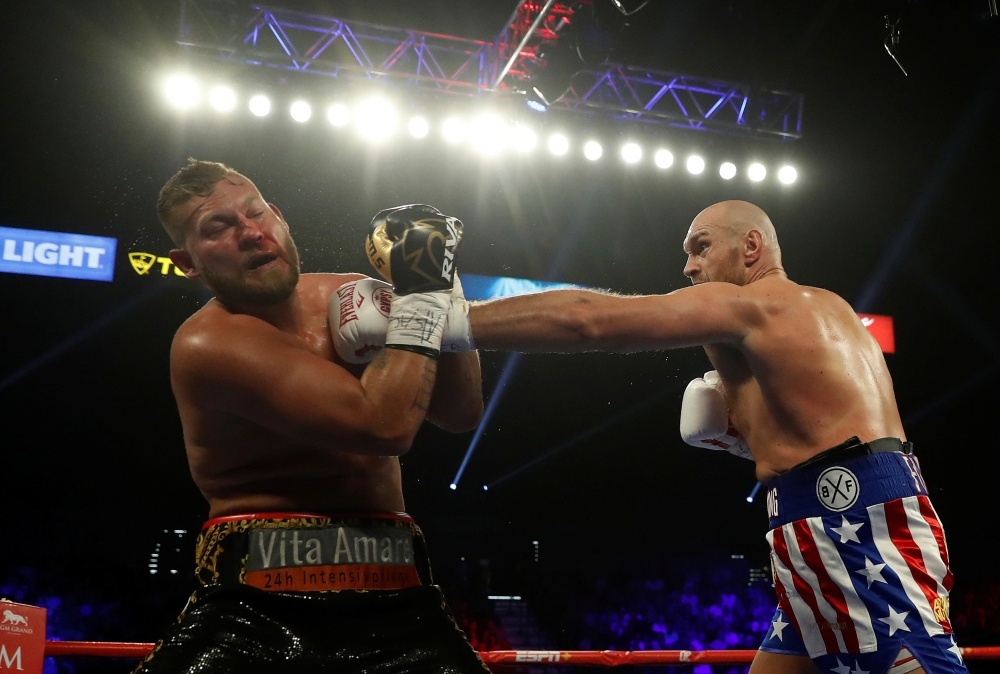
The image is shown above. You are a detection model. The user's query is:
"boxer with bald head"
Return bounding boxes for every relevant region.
[463,201,965,674]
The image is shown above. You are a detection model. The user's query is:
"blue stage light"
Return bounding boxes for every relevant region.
[526,99,547,113]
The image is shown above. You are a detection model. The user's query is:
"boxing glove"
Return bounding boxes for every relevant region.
[365,205,464,358]
[366,204,463,295]
[331,277,475,364]
[679,371,753,460]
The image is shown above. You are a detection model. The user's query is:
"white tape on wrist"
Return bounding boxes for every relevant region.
[386,292,449,354]
[442,298,475,353]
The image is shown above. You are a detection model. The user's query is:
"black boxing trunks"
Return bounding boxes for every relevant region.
[132,512,489,674]
[758,437,967,674]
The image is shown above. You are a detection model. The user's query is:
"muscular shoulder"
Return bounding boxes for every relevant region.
[740,278,848,316]
[171,303,282,378]
[757,281,856,321]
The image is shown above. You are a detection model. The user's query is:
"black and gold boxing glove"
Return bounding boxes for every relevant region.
[366,204,463,295]
[364,205,465,359]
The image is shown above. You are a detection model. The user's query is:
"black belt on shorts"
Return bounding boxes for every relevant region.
[788,436,913,473]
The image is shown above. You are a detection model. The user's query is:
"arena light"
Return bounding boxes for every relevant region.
[408,116,429,138]
[548,133,569,156]
[748,163,767,182]
[289,100,312,123]
[719,162,737,180]
[583,140,603,161]
[511,125,537,152]
[355,99,398,140]
[778,165,798,184]
[449,483,457,490]
[164,74,199,109]
[248,95,271,117]
[442,117,466,144]
[208,86,236,113]
[326,103,350,126]
[686,155,706,174]
[654,149,674,169]
[621,143,642,164]
[469,114,508,154]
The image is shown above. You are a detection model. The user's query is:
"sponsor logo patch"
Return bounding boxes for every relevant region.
[933,596,950,623]
[244,524,419,592]
[816,466,860,512]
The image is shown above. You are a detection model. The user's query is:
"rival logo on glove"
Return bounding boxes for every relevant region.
[439,216,461,283]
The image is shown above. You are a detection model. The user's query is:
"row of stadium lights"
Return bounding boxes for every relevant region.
[163,75,798,184]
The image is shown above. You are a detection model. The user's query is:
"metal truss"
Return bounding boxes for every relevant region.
[564,66,803,138]
[177,0,803,140]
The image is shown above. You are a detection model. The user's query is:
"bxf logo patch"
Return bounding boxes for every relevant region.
[816,467,860,512]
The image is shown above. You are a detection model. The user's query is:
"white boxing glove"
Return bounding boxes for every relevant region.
[330,276,475,364]
[331,277,395,364]
[679,371,753,460]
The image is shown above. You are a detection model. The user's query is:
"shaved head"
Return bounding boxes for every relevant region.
[683,201,785,286]
[691,200,780,253]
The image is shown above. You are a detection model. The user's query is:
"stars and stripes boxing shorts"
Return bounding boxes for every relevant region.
[758,437,967,674]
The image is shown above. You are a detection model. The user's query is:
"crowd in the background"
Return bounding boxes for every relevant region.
[572,568,774,653]
[554,565,772,674]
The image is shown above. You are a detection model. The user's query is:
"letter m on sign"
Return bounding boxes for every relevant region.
[0,645,21,670]
[0,601,46,673]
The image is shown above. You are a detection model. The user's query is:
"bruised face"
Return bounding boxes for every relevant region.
[169,178,301,306]
[682,224,744,286]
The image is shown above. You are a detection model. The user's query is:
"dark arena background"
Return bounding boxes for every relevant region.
[2,0,999,672]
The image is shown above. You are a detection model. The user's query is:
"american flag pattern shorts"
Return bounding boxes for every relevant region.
[758,447,967,674]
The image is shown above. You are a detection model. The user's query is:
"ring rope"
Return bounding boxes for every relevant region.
[41,642,1000,663]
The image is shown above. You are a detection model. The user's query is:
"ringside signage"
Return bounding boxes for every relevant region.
[1,226,117,282]
[0,600,46,673]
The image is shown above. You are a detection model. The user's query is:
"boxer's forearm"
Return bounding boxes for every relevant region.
[470,287,748,353]
[425,351,483,432]
[470,290,618,352]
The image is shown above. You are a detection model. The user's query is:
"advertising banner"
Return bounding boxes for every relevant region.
[0,600,46,673]
[1,226,117,282]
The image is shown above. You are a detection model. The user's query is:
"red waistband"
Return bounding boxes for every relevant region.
[201,511,414,531]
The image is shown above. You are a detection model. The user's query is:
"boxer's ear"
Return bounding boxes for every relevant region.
[743,229,764,267]
[170,249,199,280]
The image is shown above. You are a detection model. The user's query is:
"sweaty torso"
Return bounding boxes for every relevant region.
[704,277,904,483]
[171,273,404,518]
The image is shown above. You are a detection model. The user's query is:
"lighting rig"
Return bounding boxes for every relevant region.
[160,73,798,185]
[161,0,805,185]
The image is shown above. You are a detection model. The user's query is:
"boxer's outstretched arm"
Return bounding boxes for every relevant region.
[470,283,758,353]
[425,351,483,432]
[171,314,441,456]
